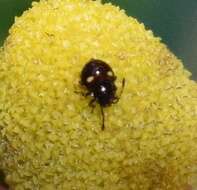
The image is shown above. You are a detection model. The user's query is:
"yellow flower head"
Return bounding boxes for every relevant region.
[0,0,197,189]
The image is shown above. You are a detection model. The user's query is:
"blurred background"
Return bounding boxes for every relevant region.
[0,0,197,79]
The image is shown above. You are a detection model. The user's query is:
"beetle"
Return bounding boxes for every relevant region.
[80,59,125,130]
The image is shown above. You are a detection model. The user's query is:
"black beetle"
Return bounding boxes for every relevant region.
[80,59,125,130]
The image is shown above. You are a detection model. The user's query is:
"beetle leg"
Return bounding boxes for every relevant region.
[100,105,105,130]
[89,98,97,113]
[74,91,92,97]
[112,97,119,104]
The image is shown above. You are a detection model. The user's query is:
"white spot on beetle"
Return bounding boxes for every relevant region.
[101,86,106,92]
[107,71,113,77]
[95,70,100,75]
[86,76,94,83]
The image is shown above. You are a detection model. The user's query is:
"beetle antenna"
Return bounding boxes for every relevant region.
[100,105,105,130]
[119,78,125,98]
[112,78,126,104]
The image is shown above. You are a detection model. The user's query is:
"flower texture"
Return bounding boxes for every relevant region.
[0,0,196,189]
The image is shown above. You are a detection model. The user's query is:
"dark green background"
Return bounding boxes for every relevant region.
[0,0,197,79]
